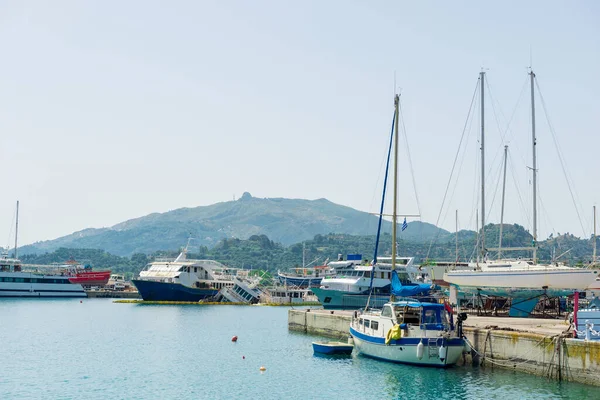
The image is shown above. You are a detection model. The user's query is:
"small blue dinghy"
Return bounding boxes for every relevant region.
[312,341,354,355]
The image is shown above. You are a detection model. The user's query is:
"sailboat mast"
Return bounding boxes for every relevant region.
[391,94,400,276]
[594,206,597,265]
[480,71,486,259]
[530,70,538,262]
[455,209,458,265]
[302,242,306,268]
[498,145,508,259]
[14,200,19,259]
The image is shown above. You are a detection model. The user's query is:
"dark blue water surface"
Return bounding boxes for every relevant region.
[1,299,598,399]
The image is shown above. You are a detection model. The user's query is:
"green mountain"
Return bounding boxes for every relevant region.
[17,192,449,257]
[18,224,597,279]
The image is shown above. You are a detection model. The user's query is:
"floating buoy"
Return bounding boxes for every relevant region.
[242,356,245,359]
[259,366,266,372]
[231,336,238,342]
[416,340,424,360]
[80,301,82,303]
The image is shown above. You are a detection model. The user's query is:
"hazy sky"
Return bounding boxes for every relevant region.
[1,1,598,247]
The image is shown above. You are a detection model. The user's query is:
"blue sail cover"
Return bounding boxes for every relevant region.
[390,270,432,297]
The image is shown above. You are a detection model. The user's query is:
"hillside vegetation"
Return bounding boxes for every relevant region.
[18,224,599,279]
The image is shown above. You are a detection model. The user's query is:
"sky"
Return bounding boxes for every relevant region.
[0,1,598,248]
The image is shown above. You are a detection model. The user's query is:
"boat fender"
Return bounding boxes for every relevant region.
[439,345,447,362]
[416,340,424,360]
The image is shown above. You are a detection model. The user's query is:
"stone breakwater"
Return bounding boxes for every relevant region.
[288,309,600,387]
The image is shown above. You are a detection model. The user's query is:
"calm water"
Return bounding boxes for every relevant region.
[1,299,599,399]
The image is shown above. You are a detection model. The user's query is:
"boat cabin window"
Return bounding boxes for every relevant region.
[359,318,364,325]
[423,309,437,324]
[381,305,393,318]
[371,321,379,330]
[364,319,370,328]
[394,306,420,325]
[364,271,370,278]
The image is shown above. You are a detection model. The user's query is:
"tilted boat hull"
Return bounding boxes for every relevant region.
[132,279,218,302]
[350,326,464,367]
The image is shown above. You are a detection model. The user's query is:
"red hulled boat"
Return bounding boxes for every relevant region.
[62,259,111,286]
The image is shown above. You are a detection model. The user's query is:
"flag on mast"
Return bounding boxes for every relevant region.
[402,217,408,231]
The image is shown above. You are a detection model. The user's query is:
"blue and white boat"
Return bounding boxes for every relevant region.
[132,246,238,302]
[276,265,335,287]
[312,341,354,355]
[350,299,466,367]
[349,94,466,367]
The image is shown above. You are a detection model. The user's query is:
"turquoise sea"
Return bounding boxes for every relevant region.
[1,299,599,400]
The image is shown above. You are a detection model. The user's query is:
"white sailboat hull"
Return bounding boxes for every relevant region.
[444,268,599,297]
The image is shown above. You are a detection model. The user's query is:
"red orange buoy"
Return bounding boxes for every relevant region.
[232,336,238,342]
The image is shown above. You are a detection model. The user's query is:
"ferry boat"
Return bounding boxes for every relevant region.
[132,248,237,302]
[0,254,86,298]
[0,201,86,298]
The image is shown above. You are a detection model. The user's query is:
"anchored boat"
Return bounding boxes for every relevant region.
[349,94,465,366]
[132,242,238,302]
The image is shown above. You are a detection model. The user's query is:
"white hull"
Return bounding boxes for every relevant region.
[351,329,463,367]
[444,268,598,292]
[0,272,86,298]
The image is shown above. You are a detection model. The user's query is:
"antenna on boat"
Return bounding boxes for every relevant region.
[14,201,19,259]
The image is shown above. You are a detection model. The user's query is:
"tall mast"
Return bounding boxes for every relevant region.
[480,71,486,260]
[14,201,19,259]
[391,93,400,300]
[455,209,459,265]
[498,145,508,259]
[302,242,306,268]
[594,206,597,265]
[530,70,538,263]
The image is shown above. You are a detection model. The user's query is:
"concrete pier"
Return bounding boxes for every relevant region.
[289,308,600,387]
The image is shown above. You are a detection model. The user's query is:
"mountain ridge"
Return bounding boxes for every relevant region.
[17,192,450,256]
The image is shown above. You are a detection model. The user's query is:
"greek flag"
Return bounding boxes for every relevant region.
[402,217,408,231]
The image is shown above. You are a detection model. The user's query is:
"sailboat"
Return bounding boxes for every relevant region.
[444,71,599,316]
[349,94,467,367]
